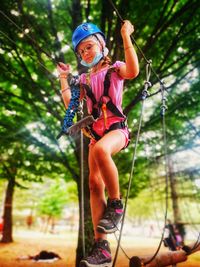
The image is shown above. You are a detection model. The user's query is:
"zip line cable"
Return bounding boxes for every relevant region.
[144,83,170,265]
[108,0,164,85]
[78,101,86,257]
[112,62,154,267]
[0,30,54,76]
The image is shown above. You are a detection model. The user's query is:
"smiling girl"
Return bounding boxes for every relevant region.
[57,21,139,267]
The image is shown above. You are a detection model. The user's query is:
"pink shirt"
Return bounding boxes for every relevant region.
[80,61,129,145]
[80,61,125,119]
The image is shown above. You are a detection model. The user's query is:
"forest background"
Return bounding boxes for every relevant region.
[0,0,200,266]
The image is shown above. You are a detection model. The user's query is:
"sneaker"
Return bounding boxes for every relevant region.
[79,239,112,267]
[97,198,123,234]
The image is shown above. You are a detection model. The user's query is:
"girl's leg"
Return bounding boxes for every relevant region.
[80,144,113,267]
[92,130,126,199]
[92,130,126,234]
[88,144,107,240]
[79,130,126,265]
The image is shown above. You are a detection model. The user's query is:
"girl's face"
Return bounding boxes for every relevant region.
[77,40,101,63]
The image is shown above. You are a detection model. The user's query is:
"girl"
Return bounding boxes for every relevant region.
[57,20,139,267]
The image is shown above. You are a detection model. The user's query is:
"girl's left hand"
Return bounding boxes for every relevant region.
[121,20,134,37]
[57,62,71,76]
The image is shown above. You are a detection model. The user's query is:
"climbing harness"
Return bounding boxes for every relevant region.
[56,67,127,141]
[81,67,128,142]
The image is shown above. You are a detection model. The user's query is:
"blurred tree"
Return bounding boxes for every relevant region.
[37,181,67,233]
[0,0,199,264]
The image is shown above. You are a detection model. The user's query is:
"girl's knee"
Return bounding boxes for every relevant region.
[93,144,108,162]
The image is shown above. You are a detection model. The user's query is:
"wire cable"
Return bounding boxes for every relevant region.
[112,61,152,267]
[107,1,170,265]
[0,30,54,76]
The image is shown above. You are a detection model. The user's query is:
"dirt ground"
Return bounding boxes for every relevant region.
[0,229,199,267]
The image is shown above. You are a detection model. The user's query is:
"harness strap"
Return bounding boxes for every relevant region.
[81,67,127,141]
[103,67,115,96]
[101,67,125,119]
[101,103,108,129]
[81,67,125,120]
[81,83,100,119]
[89,121,127,141]
[82,83,97,104]
[106,100,124,118]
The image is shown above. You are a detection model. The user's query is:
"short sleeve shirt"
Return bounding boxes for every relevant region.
[80,61,125,118]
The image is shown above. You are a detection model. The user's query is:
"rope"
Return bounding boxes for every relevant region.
[107,1,171,265]
[108,0,164,85]
[0,10,58,65]
[79,101,86,257]
[56,82,80,139]
[0,30,53,76]
[112,61,152,267]
[144,82,169,265]
[190,232,200,253]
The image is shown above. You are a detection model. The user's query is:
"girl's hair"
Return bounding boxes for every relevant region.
[101,56,112,67]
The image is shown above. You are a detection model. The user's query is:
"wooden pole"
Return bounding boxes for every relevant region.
[129,243,200,267]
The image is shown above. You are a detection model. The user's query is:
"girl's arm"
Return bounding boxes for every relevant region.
[57,62,71,109]
[118,20,139,80]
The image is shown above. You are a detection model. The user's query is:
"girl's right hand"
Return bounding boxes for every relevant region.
[57,62,71,76]
[121,20,134,37]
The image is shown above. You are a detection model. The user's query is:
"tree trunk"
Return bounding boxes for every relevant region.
[75,129,94,266]
[1,171,16,243]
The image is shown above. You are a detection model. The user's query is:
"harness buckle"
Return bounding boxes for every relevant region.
[101,103,108,129]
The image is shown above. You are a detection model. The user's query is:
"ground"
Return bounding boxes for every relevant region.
[0,229,199,267]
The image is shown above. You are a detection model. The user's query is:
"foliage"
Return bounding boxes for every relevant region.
[0,0,199,195]
[0,0,199,259]
[37,180,68,218]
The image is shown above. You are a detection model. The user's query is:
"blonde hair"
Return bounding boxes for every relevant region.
[101,56,112,67]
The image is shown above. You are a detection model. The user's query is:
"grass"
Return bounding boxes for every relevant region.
[0,228,199,267]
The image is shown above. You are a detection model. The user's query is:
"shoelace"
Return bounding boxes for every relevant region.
[103,207,121,220]
[88,246,106,260]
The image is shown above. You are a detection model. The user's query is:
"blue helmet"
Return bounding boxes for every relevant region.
[72,22,105,51]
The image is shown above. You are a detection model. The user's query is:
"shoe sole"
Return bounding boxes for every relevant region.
[96,225,118,234]
[80,260,112,267]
